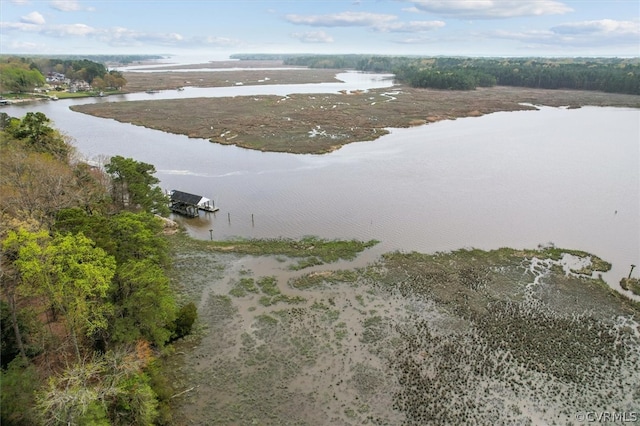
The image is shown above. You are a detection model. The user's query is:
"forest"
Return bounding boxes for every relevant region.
[0,56,126,94]
[260,54,640,94]
[0,112,194,425]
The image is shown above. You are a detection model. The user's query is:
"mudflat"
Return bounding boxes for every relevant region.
[165,234,640,425]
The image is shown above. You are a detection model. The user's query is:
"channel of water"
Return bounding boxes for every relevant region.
[3,71,638,293]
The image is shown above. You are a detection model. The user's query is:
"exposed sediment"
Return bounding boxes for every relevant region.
[165,238,640,425]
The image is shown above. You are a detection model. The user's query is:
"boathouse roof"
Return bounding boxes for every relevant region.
[170,190,203,205]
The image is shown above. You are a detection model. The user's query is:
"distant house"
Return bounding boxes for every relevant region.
[46,73,71,88]
[169,190,218,217]
[70,80,91,92]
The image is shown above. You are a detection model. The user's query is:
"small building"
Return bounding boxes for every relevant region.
[169,190,218,217]
[169,190,202,217]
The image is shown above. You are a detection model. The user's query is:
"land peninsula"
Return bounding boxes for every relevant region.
[70,59,640,154]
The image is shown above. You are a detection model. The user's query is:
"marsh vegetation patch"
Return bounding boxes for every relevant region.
[167,236,640,425]
[72,84,640,154]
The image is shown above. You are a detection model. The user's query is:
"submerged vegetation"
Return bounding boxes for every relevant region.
[171,232,378,270]
[168,239,640,425]
[205,236,378,267]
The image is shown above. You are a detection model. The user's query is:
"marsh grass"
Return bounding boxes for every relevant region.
[288,256,323,270]
[73,85,640,154]
[310,301,340,323]
[290,269,361,290]
[228,277,259,297]
[167,234,640,425]
[621,277,640,295]
[203,236,378,267]
[256,276,280,296]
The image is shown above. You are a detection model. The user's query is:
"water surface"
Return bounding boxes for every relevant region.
[3,79,638,290]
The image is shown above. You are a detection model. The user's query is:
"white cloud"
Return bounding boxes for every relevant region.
[202,36,241,47]
[50,0,81,11]
[8,40,45,51]
[376,20,445,32]
[99,27,187,47]
[402,7,423,14]
[11,0,30,4]
[0,21,40,31]
[489,29,554,41]
[402,0,573,19]
[489,19,640,47]
[1,11,245,50]
[50,0,94,12]
[44,23,96,36]
[285,11,444,34]
[394,35,438,44]
[20,11,45,25]
[285,11,397,27]
[551,19,639,36]
[291,31,334,43]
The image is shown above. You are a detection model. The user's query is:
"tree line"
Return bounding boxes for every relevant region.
[0,56,126,94]
[0,112,193,425]
[274,54,640,94]
[368,56,640,94]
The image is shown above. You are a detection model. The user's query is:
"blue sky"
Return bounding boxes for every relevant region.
[1,0,638,57]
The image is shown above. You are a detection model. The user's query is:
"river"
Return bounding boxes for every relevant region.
[3,72,638,292]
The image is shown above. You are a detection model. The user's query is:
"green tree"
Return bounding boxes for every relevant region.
[0,358,40,425]
[4,112,70,160]
[0,300,40,367]
[171,302,198,341]
[3,229,116,361]
[0,63,45,93]
[108,211,169,265]
[52,209,175,347]
[105,156,169,215]
[103,70,126,90]
[109,259,177,346]
[53,210,170,270]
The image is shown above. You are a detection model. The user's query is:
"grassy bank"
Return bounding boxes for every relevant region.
[169,232,378,271]
[165,234,640,425]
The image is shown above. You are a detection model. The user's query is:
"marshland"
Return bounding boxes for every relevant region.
[164,233,640,425]
[2,56,639,425]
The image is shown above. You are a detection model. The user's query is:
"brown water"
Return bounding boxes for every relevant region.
[4,79,638,291]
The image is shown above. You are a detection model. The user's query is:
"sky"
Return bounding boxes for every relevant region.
[1,0,639,58]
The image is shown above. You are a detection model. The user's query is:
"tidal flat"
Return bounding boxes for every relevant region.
[165,233,640,425]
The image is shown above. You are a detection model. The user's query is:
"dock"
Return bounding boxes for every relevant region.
[169,190,219,217]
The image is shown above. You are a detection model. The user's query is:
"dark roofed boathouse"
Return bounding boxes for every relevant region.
[169,190,203,217]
